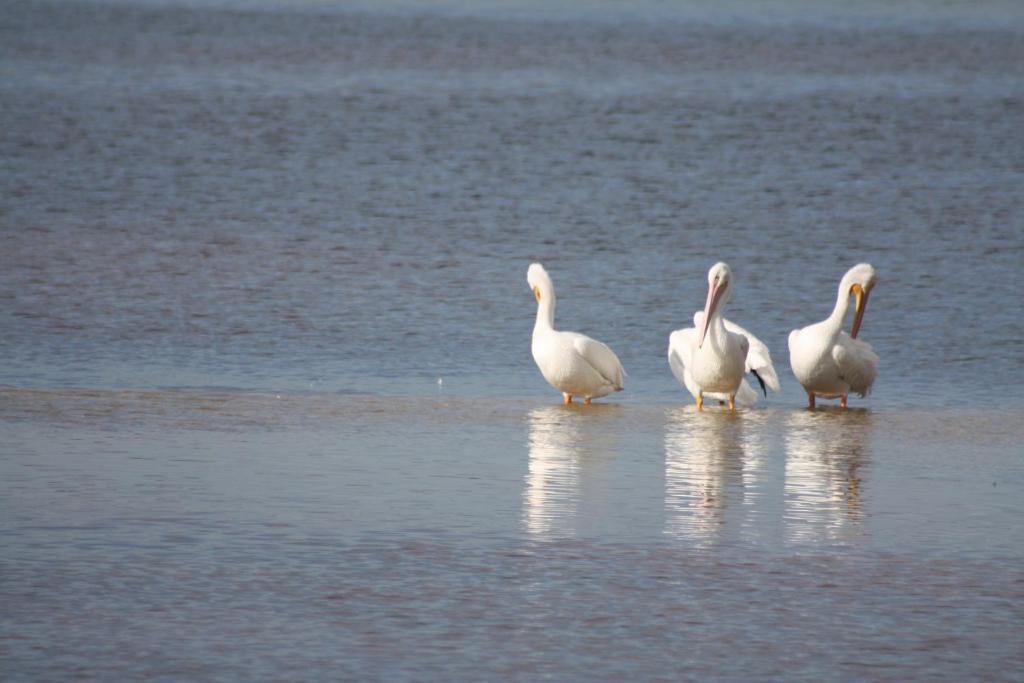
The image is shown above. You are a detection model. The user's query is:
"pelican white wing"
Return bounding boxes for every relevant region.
[831,333,878,397]
[570,333,626,391]
[667,327,700,399]
[723,318,781,393]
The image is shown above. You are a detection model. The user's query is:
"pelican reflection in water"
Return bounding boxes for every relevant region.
[784,409,872,545]
[522,406,620,538]
[663,408,768,545]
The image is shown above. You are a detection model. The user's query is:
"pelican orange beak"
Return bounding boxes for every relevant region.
[533,286,541,302]
[698,278,724,348]
[850,284,869,339]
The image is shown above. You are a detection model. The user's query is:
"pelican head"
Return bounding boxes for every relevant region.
[698,261,733,348]
[527,262,555,305]
[841,263,877,338]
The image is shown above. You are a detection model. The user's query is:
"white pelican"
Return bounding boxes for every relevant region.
[528,263,625,405]
[668,262,780,411]
[788,263,879,409]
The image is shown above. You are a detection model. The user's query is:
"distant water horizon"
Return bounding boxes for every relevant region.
[55,0,1024,27]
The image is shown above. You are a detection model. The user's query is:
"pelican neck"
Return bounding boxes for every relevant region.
[826,278,852,331]
[534,296,555,332]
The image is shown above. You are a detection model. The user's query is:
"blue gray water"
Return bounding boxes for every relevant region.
[2,0,1023,680]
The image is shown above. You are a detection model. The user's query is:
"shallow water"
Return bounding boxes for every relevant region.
[2,0,1024,679]
[2,389,1023,679]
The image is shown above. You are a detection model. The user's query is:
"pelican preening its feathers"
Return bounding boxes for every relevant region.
[528,263,626,405]
[788,263,879,410]
[527,261,877,411]
[667,262,780,411]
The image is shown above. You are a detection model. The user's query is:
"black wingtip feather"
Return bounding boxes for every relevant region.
[751,369,767,398]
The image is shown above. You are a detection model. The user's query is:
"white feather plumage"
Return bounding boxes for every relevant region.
[788,264,879,406]
[528,263,625,404]
[667,263,779,408]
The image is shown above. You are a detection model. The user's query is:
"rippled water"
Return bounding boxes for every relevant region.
[2,0,1023,679]
[3,390,1022,679]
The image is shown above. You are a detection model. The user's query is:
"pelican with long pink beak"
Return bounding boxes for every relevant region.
[788,263,879,409]
[668,262,779,410]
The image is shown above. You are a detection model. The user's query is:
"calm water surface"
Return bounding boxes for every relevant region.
[2,0,1023,679]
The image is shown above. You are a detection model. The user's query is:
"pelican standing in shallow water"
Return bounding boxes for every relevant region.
[668,262,780,410]
[528,263,625,405]
[788,263,879,409]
